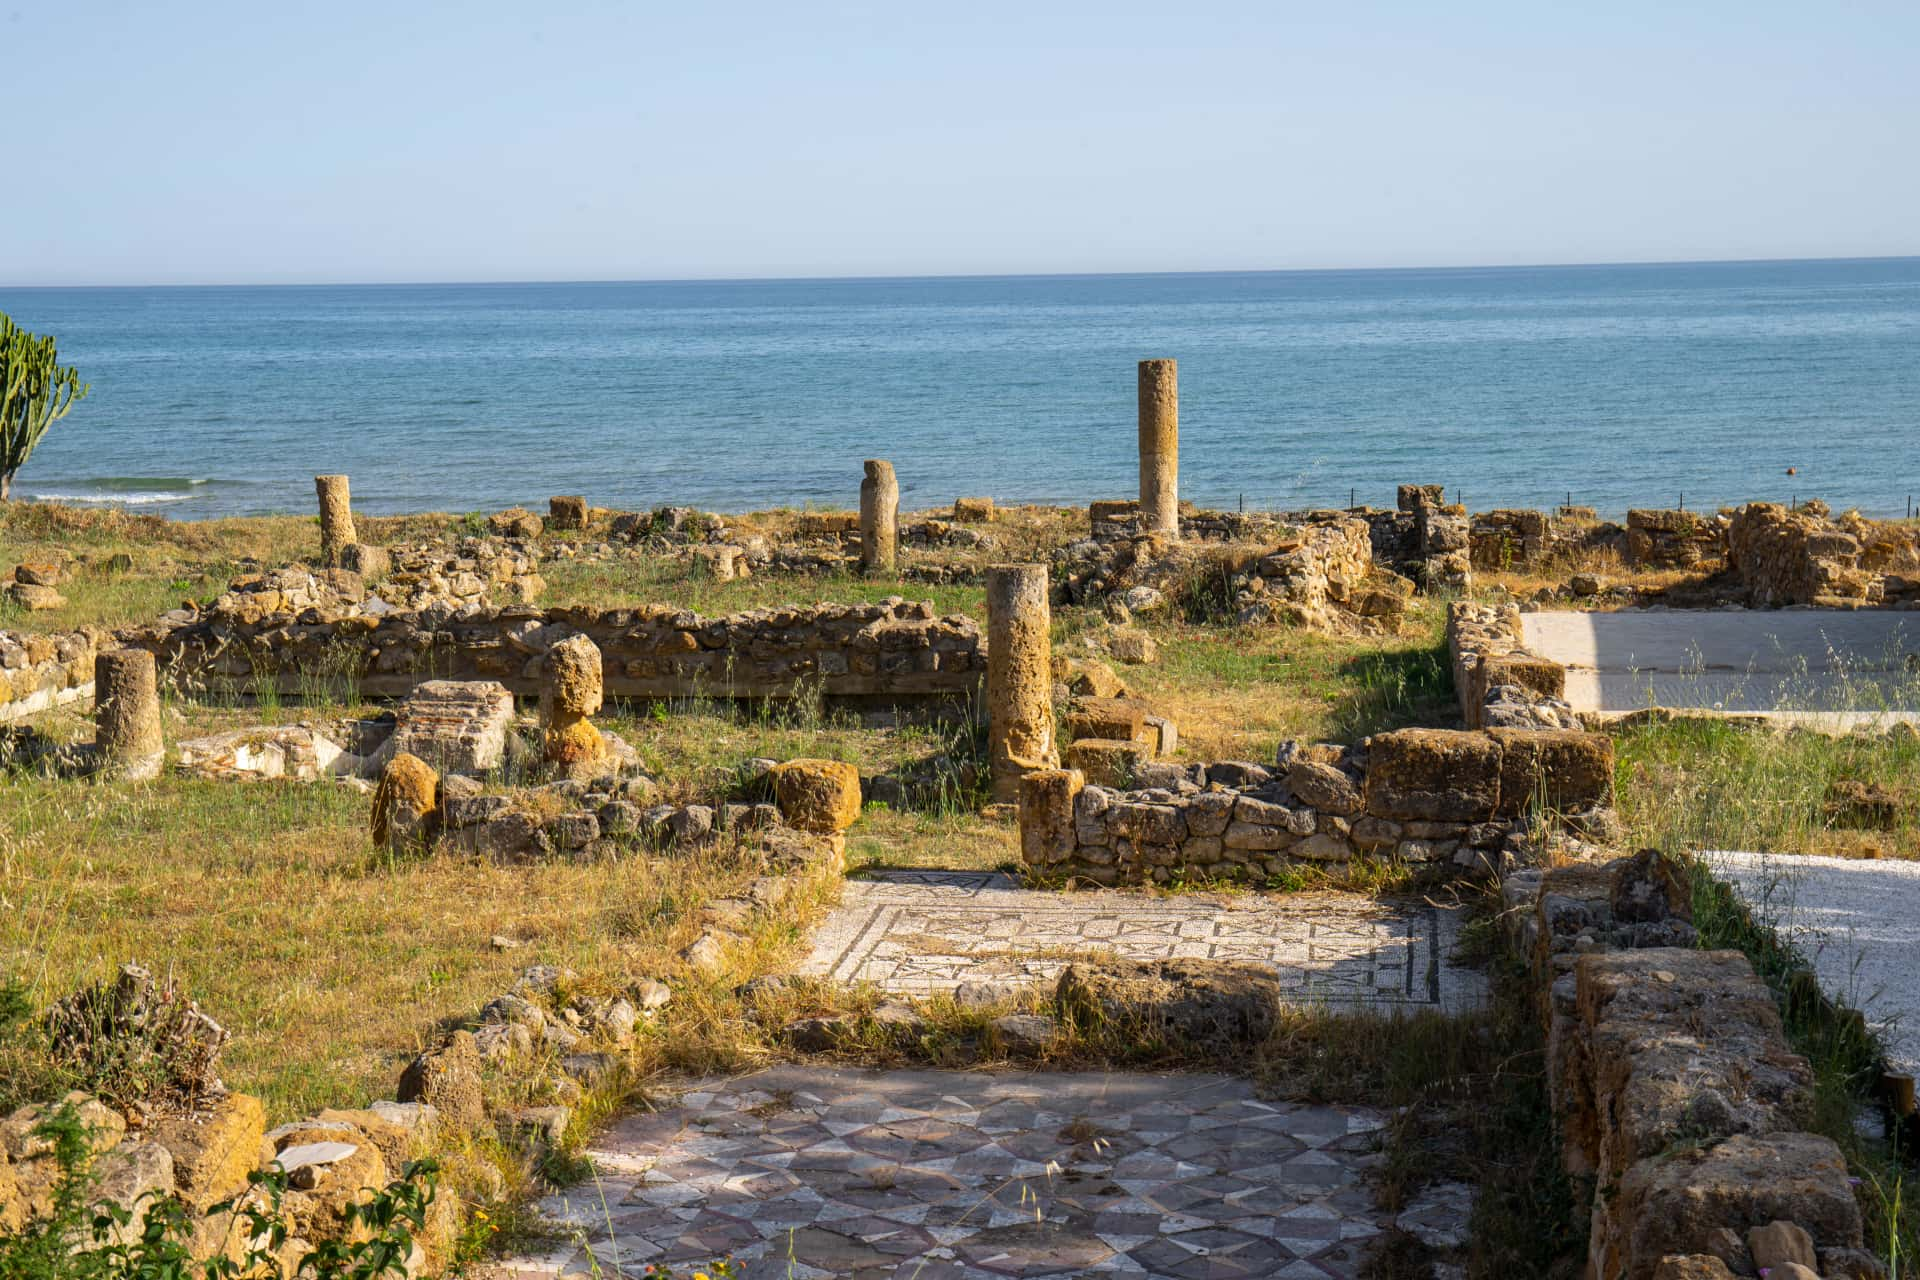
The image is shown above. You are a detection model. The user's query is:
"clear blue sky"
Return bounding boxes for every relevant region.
[8,0,1916,285]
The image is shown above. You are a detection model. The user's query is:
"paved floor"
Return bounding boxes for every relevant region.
[494,1066,1464,1279]
[800,873,1487,1014]
[1522,609,1920,727]
[1707,851,1920,1077]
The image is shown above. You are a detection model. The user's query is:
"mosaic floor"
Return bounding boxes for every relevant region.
[493,1066,1463,1280]
[799,873,1486,1013]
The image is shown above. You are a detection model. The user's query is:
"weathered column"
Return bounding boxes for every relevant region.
[315,475,357,566]
[1137,359,1179,537]
[93,649,164,781]
[859,460,899,575]
[986,563,1058,803]
[542,634,607,770]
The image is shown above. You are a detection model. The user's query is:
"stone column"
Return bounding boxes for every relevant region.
[542,634,607,769]
[986,563,1058,803]
[315,475,357,566]
[94,649,164,781]
[859,460,899,575]
[1137,359,1179,537]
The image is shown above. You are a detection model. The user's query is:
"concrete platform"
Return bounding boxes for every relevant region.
[1706,851,1920,1078]
[1521,609,1920,727]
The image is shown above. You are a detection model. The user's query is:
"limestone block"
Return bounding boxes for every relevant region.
[771,758,863,833]
[1489,727,1614,818]
[372,752,439,850]
[489,507,545,539]
[386,680,515,775]
[148,1093,267,1213]
[1018,768,1082,866]
[1363,729,1502,823]
[1287,760,1362,815]
[548,495,588,530]
[396,1030,485,1130]
[1064,696,1147,746]
[1066,738,1147,789]
[953,497,996,522]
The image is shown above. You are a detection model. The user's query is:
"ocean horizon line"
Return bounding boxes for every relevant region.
[7,252,1920,294]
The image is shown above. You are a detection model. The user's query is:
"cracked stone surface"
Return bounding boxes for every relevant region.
[492,1066,1468,1279]
[799,872,1487,1013]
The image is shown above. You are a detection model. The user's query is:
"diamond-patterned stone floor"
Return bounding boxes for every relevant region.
[493,1066,1449,1279]
[799,873,1486,1013]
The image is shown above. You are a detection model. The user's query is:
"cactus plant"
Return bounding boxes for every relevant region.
[1,311,89,501]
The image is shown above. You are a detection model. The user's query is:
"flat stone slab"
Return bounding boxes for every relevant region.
[495,1066,1466,1279]
[800,873,1487,1014]
[1706,851,1920,1078]
[1522,609,1920,728]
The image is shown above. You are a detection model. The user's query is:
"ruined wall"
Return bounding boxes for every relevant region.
[121,598,985,704]
[1505,853,1877,1279]
[1728,501,1920,608]
[0,627,101,723]
[1447,601,1579,730]
[1019,727,1615,885]
[1626,509,1727,568]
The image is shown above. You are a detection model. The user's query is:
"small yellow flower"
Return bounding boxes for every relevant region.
[695,1273,711,1280]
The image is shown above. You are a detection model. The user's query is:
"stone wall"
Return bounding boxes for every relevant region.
[1505,852,1880,1280]
[1363,486,1471,590]
[0,626,100,723]
[1447,601,1579,729]
[1468,508,1625,572]
[121,598,985,704]
[1019,727,1615,885]
[1626,509,1727,568]
[1728,502,1920,608]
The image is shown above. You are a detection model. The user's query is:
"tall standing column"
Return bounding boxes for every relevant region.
[94,649,164,781]
[986,563,1058,803]
[1137,359,1179,537]
[859,460,899,575]
[315,475,357,567]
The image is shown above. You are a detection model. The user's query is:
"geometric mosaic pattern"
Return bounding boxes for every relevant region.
[490,1066,1456,1279]
[800,874,1486,1013]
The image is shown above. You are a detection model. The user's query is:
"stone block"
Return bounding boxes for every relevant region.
[386,680,515,775]
[396,1030,484,1130]
[953,497,996,522]
[148,1093,266,1213]
[1489,727,1613,817]
[1018,768,1082,865]
[1065,738,1148,788]
[1064,696,1147,745]
[372,752,439,850]
[548,495,588,530]
[771,759,863,833]
[1287,760,1361,815]
[1363,729,1501,822]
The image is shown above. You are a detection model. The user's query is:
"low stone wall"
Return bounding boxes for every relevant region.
[1505,852,1880,1279]
[121,598,985,704]
[1468,508,1626,572]
[1447,601,1579,729]
[1019,727,1615,885]
[1729,502,1920,608]
[0,626,100,723]
[1363,486,1471,590]
[1626,509,1727,568]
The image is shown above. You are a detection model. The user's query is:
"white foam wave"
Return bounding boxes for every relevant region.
[29,491,201,506]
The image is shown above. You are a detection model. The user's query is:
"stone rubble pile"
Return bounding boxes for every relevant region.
[0,625,99,723]
[1729,501,1920,608]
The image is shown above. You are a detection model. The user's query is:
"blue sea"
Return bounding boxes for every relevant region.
[4,259,1918,520]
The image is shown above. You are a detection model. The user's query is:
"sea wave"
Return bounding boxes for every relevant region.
[28,490,203,506]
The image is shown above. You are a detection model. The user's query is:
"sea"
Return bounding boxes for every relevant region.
[4,258,1918,521]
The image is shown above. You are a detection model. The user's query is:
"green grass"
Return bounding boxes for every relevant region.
[1617,717,1920,859]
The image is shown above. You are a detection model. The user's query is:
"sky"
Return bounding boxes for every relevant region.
[5,0,1917,285]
